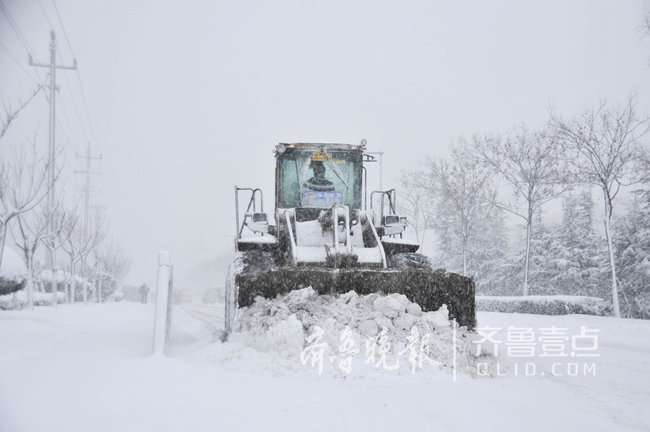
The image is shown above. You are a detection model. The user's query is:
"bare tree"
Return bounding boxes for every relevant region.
[426,141,495,276]
[11,205,49,308]
[399,169,433,244]
[477,126,571,296]
[58,211,81,302]
[59,208,106,302]
[96,243,131,282]
[0,143,49,269]
[554,99,649,317]
[43,203,73,305]
[93,242,130,302]
[0,86,44,141]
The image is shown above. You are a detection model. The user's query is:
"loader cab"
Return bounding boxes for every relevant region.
[275,143,363,210]
[234,142,416,255]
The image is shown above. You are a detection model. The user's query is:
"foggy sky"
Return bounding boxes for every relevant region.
[1,0,650,288]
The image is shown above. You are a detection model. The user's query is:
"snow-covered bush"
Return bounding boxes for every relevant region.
[107,288,125,302]
[0,290,66,310]
[0,246,27,296]
[476,295,609,316]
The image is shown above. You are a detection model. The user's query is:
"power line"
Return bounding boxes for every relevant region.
[51,0,74,58]
[0,0,35,56]
[60,72,91,141]
[37,0,54,31]
[72,69,95,139]
[35,0,92,143]
[0,38,42,86]
[55,96,78,144]
[0,84,44,140]
[0,0,49,99]
[50,0,95,140]
[25,0,94,146]
[75,142,102,238]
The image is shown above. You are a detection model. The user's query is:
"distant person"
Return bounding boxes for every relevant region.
[139,283,149,304]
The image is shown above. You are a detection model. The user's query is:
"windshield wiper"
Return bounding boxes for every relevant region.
[326,160,349,190]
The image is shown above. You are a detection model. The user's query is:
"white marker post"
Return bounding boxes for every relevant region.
[152,251,173,356]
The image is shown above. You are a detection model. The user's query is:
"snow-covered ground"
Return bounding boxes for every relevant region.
[1,300,649,432]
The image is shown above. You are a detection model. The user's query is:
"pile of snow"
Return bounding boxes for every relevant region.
[476,295,610,316]
[0,290,65,310]
[201,287,488,377]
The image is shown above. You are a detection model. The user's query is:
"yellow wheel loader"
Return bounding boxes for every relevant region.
[224,142,475,337]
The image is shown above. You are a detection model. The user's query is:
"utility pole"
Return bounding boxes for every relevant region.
[30,30,77,305]
[75,142,102,286]
[75,142,102,237]
[91,204,105,303]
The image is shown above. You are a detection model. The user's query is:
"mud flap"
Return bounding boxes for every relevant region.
[222,261,240,340]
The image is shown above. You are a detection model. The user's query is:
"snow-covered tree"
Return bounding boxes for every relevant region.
[554,99,649,317]
[0,86,43,141]
[425,141,496,277]
[528,192,604,296]
[59,210,105,279]
[614,190,650,318]
[399,169,433,244]
[93,242,131,301]
[11,204,49,308]
[467,205,513,294]
[476,126,571,296]
[0,144,49,270]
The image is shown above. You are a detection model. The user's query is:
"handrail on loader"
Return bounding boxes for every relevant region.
[370,189,397,226]
[234,186,264,242]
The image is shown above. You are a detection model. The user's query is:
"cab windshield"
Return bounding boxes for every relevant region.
[278,150,361,209]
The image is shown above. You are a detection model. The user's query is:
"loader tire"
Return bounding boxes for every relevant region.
[241,250,276,274]
[223,250,276,342]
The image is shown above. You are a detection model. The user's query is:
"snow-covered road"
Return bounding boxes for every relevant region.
[1,302,648,432]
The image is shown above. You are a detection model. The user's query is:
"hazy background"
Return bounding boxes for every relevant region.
[2,0,650,292]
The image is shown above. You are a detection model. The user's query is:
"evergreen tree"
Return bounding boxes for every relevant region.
[528,191,604,296]
[426,141,495,277]
[428,179,513,294]
[469,206,515,295]
[552,192,604,296]
[615,190,650,318]
[528,208,554,294]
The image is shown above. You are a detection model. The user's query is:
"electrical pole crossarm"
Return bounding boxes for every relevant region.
[75,153,102,160]
[74,171,103,176]
[28,55,77,70]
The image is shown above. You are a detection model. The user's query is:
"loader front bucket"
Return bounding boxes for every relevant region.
[235,267,476,329]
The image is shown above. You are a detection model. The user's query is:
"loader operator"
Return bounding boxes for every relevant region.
[304,160,335,192]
